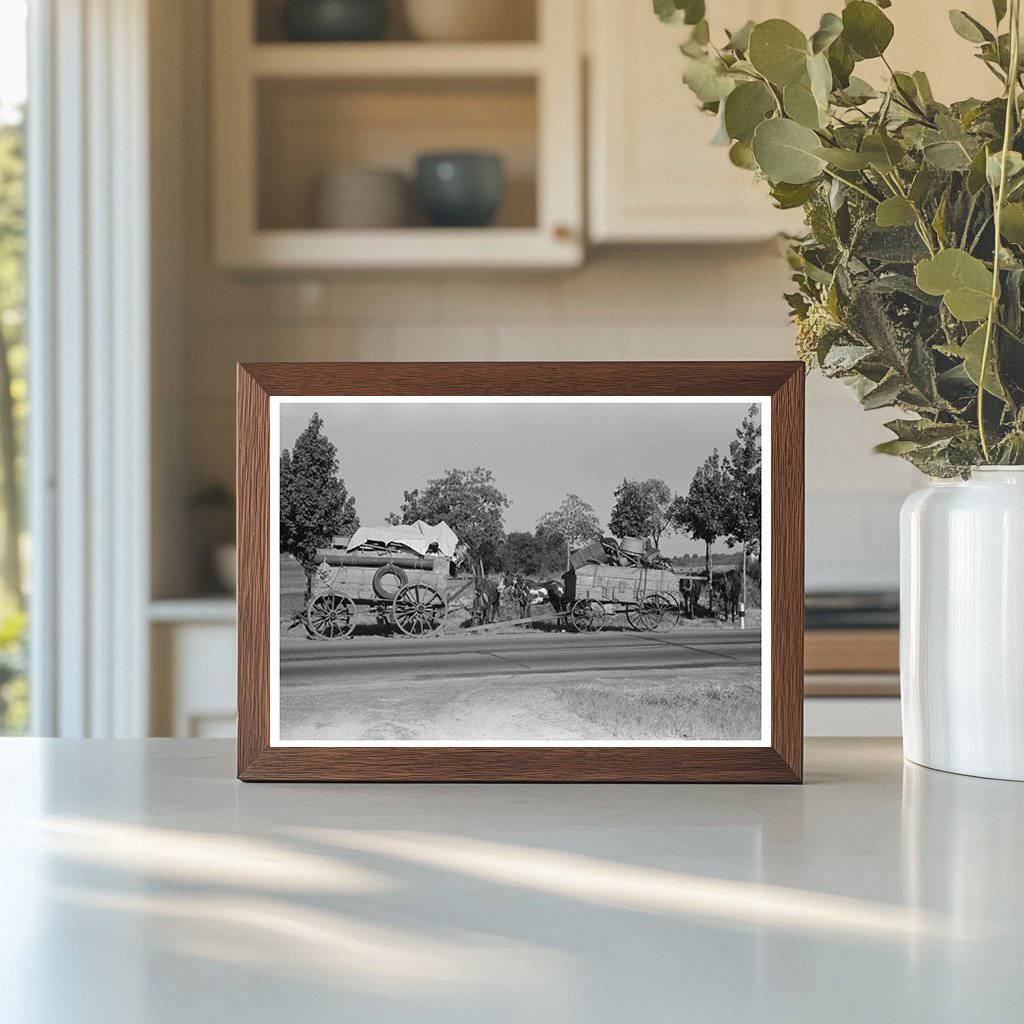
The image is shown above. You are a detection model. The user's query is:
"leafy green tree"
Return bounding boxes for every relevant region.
[670,450,728,581]
[280,413,358,597]
[536,493,601,547]
[536,492,601,568]
[723,405,762,617]
[608,478,673,547]
[0,116,25,610]
[387,466,509,569]
[499,529,566,577]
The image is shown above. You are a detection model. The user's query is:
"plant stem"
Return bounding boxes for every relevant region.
[821,167,879,203]
[979,0,1021,463]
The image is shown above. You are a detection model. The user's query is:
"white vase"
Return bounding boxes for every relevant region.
[900,468,1024,780]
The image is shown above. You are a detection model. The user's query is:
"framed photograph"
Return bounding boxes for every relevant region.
[237,362,804,782]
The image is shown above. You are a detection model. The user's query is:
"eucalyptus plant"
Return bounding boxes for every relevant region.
[659,0,1024,474]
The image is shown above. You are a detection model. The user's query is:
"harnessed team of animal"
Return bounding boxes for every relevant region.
[301,523,745,641]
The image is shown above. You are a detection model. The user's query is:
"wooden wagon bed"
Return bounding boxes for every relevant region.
[564,563,682,632]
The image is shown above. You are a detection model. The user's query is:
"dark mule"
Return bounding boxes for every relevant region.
[472,577,501,625]
[715,570,741,623]
[678,576,702,619]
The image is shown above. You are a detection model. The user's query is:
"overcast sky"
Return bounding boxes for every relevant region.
[279,399,761,556]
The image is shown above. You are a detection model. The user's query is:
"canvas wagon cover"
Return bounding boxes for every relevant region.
[346,520,460,558]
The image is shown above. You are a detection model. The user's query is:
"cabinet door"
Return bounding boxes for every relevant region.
[588,1,813,243]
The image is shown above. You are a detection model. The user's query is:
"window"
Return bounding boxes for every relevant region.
[0,0,28,734]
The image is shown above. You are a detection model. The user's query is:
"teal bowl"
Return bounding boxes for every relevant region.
[281,0,388,42]
[415,152,505,228]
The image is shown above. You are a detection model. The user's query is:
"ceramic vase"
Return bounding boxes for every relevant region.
[900,468,1024,781]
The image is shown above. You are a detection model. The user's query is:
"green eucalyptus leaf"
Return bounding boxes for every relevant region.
[807,51,833,110]
[842,1,895,60]
[875,196,918,228]
[654,0,705,25]
[827,35,855,89]
[860,133,905,172]
[915,249,994,321]
[1000,202,1024,242]
[967,143,993,193]
[923,141,973,171]
[948,10,994,44]
[689,20,711,46]
[748,19,810,87]
[874,438,922,455]
[728,140,758,170]
[814,145,872,170]
[909,165,937,205]
[959,324,1007,398]
[723,81,775,143]
[783,83,822,129]
[682,55,737,103]
[885,419,963,443]
[862,374,902,410]
[810,12,843,54]
[752,116,827,184]
[836,76,878,105]
[994,0,1008,24]
[724,20,755,53]
[986,150,1024,190]
[770,179,821,209]
[912,71,935,105]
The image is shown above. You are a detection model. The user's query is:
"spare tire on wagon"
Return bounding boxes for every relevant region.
[372,563,408,600]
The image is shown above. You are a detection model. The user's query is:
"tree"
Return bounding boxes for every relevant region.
[536,493,601,568]
[670,450,728,583]
[608,478,673,547]
[0,115,25,611]
[722,406,762,622]
[499,529,566,578]
[387,466,509,569]
[279,413,358,597]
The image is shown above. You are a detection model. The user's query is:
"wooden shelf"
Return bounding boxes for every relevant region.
[804,629,900,675]
[249,42,544,79]
[150,597,236,624]
[218,227,579,270]
[212,0,582,269]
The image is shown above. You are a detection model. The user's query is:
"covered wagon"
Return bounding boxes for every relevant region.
[305,521,465,639]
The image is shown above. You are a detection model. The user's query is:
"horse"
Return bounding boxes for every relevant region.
[678,575,702,619]
[471,575,502,625]
[714,570,742,623]
[506,573,568,630]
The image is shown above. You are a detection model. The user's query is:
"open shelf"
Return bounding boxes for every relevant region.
[257,76,537,232]
[213,0,581,268]
[254,0,538,45]
[249,42,544,78]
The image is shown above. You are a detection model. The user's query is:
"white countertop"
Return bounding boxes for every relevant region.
[1,738,1021,1023]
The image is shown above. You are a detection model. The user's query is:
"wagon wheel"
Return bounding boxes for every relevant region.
[571,598,606,633]
[631,595,665,632]
[306,593,356,640]
[392,583,447,637]
[652,592,680,631]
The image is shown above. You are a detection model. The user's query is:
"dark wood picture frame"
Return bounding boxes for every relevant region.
[237,362,804,782]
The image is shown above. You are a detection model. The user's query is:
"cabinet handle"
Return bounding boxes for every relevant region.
[553,224,574,241]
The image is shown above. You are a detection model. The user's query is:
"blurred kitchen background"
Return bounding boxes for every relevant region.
[3,0,997,740]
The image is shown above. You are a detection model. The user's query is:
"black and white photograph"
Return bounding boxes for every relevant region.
[270,396,770,747]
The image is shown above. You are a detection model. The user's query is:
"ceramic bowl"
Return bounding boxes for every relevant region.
[281,0,388,42]
[415,152,505,228]
[403,0,534,42]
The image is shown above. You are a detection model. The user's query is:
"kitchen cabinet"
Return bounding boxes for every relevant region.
[587,0,999,244]
[211,0,583,269]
